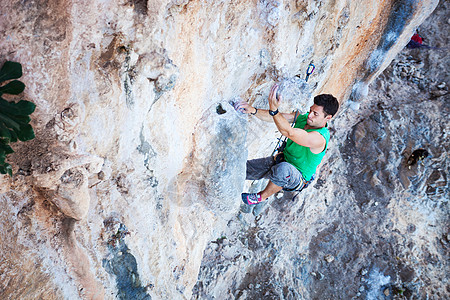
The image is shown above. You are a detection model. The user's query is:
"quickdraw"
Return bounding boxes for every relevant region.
[295,61,315,82]
[305,62,315,82]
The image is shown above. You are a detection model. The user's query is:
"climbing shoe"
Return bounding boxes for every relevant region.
[241,192,263,205]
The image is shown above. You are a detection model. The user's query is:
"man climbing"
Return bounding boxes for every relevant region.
[235,84,339,205]
[406,32,438,50]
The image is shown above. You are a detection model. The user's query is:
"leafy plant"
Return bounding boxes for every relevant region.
[0,61,36,176]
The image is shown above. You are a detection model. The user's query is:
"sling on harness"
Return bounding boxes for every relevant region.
[271,110,299,157]
[290,173,315,202]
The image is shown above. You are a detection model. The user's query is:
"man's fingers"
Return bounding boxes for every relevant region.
[236,102,247,109]
[270,84,277,99]
[269,84,279,101]
[234,100,247,109]
[234,101,251,114]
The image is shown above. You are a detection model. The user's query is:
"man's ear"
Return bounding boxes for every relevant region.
[325,114,333,121]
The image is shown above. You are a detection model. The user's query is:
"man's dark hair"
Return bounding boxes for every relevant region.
[314,94,339,116]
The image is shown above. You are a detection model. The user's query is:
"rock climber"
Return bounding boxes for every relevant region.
[235,84,339,205]
[406,33,436,49]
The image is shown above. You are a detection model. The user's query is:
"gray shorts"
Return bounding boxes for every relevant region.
[246,156,306,191]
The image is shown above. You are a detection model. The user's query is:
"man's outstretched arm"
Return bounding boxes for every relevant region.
[234,100,296,123]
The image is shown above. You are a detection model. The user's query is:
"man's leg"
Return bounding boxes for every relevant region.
[246,156,275,180]
[260,180,283,200]
[241,156,276,205]
[242,162,302,205]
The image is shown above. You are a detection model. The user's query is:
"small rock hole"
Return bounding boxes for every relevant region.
[216,104,227,115]
[407,148,429,166]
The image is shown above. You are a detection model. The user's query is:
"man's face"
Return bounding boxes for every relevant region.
[306,104,332,127]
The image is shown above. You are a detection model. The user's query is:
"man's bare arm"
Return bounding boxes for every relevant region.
[234,100,296,122]
[253,108,296,123]
[272,114,325,153]
[268,84,326,153]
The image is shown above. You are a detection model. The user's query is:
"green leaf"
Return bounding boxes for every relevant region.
[9,129,17,142]
[17,123,35,141]
[0,97,20,115]
[0,98,36,116]
[0,80,25,95]
[4,145,14,154]
[0,61,22,82]
[0,163,13,176]
[14,100,36,115]
[0,141,14,154]
[0,113,21,131]
[0,61,35,176]
[11,115,31,124]
[0,123,11,141]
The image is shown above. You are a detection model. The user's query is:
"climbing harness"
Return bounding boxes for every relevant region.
[290,174,315,202]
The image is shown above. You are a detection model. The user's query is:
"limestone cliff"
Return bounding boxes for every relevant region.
[0,0,444,299]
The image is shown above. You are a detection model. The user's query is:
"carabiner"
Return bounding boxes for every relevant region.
[305,62,315,82]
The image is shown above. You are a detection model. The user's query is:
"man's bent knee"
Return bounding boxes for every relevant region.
[268,162,302,190]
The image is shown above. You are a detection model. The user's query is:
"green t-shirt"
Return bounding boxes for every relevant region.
[283,113,330,181]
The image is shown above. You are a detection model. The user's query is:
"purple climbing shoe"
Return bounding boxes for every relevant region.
[241,192,263,205]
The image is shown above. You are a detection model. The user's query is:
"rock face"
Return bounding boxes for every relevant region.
[0,0,444,299]
[194,2,449,299]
